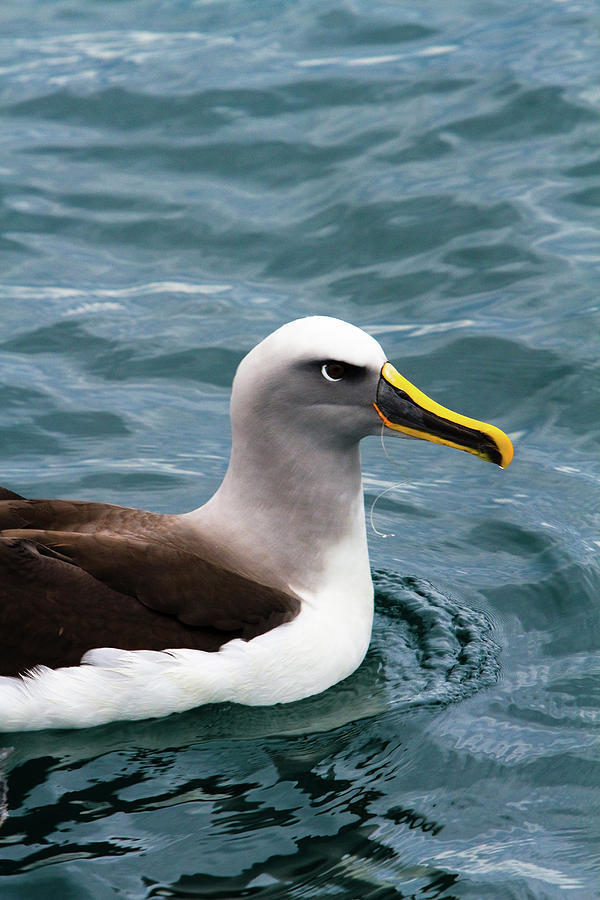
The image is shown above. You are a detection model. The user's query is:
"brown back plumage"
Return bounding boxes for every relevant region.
[0,491,300,677]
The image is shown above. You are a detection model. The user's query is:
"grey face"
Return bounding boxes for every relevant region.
[230,317,387,449]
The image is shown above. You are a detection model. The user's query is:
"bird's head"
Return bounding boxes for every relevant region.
[231,316,513,468]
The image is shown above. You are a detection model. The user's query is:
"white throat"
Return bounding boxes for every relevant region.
[189,436,372,603]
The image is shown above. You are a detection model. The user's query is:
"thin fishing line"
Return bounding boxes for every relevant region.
[369,423,410,538]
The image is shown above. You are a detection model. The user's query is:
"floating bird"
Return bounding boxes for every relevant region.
[0,316,512,731]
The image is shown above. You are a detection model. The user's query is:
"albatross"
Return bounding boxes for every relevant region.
[0,316,513,731]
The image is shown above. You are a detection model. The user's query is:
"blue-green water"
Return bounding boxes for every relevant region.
[1,1,599,897]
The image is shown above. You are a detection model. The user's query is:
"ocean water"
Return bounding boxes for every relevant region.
[0,0,599,897]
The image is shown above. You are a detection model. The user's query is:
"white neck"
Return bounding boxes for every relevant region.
[187,429,372,600]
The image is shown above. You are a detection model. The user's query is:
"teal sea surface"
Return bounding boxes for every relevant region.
[1,1,599,897]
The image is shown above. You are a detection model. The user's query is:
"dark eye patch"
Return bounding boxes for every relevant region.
[319,360,365,382]
[294,359,366,382]
[322,361,345,381]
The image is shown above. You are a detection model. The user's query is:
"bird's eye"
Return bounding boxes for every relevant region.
[321,362,346,382]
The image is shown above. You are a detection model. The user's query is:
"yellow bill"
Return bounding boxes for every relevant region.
[374,362,513,468]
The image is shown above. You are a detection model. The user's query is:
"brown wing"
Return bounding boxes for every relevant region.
[0,492,300,677]
[0,495,171,535]
[0,487,24,501]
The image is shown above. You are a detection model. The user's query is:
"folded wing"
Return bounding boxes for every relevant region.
[0,493,300,677]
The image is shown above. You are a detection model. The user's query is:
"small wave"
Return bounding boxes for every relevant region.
[372,571,501,710]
